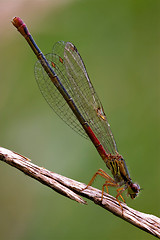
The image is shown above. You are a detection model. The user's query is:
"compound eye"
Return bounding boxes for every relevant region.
[132,183,140,193]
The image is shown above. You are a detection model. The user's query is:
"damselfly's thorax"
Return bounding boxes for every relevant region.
[105,153,131,185]
[103,152,140,200]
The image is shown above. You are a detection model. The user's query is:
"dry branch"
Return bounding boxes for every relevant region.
[0,146,160,238]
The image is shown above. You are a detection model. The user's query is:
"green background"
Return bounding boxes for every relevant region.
[0,0,159,239]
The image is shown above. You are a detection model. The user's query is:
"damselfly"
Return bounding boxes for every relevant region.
[12,17,140,208]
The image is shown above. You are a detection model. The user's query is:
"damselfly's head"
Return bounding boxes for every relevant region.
[127,182,140,199]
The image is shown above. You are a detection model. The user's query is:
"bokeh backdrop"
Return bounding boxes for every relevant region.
[0,0,159,239]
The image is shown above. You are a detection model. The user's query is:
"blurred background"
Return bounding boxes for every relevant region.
[0,0,159,239]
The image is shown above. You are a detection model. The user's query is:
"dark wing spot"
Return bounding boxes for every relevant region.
[51,62,56,68]
[59,57,63,64]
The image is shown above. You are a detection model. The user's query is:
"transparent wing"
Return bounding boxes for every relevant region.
[35,53,87,138]
[35,41,117,154]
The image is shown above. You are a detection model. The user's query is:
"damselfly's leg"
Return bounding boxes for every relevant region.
[81,168,115,191]
[81,168,126,212]
[102,184,126,211]
[102,181,118,200]
[82,169,120,200]
[116,187,126,203]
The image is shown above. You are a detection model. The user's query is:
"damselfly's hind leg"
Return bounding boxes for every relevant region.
[81,168,115,191]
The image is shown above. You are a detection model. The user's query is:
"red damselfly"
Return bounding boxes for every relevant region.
[12,17,140,209]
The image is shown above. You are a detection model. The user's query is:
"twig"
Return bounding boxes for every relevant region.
[0,146,160,238]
